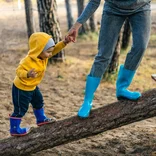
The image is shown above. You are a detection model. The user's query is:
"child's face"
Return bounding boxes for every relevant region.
[38,46,55,60]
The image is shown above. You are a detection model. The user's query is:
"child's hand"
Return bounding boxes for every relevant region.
[63,35,73,44]
[27,68,37,78]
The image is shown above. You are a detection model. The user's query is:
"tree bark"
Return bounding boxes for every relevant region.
[103,32,122,80]
[89,14,96,32]
[65,0,74,30]
[122,19,131,49]
[0,89,156,156]
[76,0,89,35]
[37,0,65,62]
[24,0,35,38]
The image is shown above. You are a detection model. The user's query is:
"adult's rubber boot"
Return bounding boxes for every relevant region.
[116,65,141,100]
[10,117,30,136]
[78,75,101,118]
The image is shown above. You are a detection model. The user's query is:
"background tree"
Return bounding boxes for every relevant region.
[24,0,35,38]
[37,0,65,63]
[88,0,96,32]
[103,33,122,81]
[76,0,89,35]
[65,0,74,30]
[89,14,96,32]
[122,19,131,49]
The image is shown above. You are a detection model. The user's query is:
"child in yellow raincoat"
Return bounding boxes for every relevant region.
[10,32,71,136]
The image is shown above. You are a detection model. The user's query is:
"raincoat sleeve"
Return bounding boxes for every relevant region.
[51,41,66,57]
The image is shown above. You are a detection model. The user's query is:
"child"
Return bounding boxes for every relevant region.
[10,32,71,136]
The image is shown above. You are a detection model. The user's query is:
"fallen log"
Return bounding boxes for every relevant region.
[0,89,156,156]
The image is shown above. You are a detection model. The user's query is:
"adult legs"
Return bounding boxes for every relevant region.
[78,12,126,118]
[90,12,126,77]
[125,11,151,70]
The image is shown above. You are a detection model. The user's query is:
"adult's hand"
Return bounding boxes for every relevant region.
[68,22,82,43]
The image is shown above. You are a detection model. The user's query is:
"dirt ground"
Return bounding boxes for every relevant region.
[0,1,156,156]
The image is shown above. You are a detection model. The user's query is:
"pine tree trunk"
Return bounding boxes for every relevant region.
[77,0,89,35]
[37,0,65,63]
[108,33,122,73]
[24,0,35,38]
[65,0,74,30]
[0,89,156,156]
[89,14,96,32]
[122,19,131,49]
[104,32,122,80]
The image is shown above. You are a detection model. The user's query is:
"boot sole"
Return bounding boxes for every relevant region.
[117,96,140,101]
[77,112,90,118]
[78,115,89,119]
[37,120,56,126]
[11,133,28,136]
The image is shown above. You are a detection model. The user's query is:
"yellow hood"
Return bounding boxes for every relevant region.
[28,32,52,60]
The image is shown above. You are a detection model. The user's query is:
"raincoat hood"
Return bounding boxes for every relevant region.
[28,32,52,60]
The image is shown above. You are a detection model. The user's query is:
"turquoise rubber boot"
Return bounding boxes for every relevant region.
[78,75,101,118]
[116,65,141,100]
[10,117,30,136]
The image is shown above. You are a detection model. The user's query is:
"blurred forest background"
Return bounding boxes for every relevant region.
[0,0,156,156]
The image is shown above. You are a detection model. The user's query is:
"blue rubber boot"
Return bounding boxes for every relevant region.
[78,75,101,118]
[10,117,30,136]
[34,108,55,126]
[116,65,141,101]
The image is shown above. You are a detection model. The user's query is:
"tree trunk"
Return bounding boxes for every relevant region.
[104,32,122,80]
[65,0,74,30]
[89,0,96,33]
[122,19,131,49]
[77,0,89,35]
[89,14,96,32]
[0,89,156,156]
[37,0,65,63]
[24,0,35,38]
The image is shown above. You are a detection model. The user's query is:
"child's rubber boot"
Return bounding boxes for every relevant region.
[34,108,55,126]
[116,64,141,101]
[78,75,101,118]
[10,117,30,136]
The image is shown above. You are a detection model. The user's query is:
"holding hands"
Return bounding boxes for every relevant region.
[66,22,82,43]
[63,35,73,44]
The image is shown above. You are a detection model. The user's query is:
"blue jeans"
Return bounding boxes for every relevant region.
[11,84,44,117]
[89,10,151,78]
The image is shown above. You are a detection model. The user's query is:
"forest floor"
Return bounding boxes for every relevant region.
[0,1,156,156]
